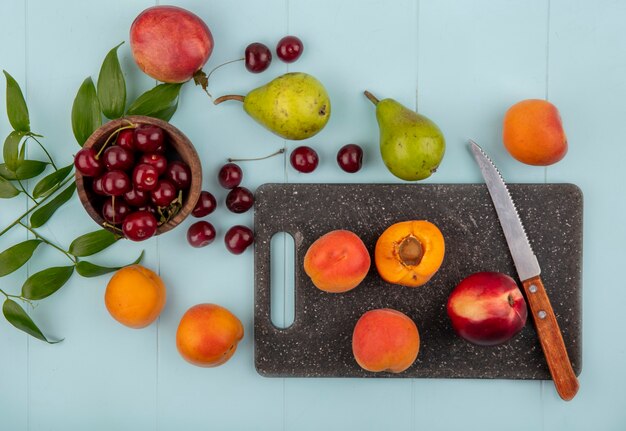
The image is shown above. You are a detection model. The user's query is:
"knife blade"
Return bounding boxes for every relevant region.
[469,140,579,401]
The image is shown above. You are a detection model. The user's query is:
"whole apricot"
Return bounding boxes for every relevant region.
[375,220,445,287]
[105,265,166,329]
[352,308,420,373]
[303,230,371,293]
[176,303,244,368]
[503,99,567,166]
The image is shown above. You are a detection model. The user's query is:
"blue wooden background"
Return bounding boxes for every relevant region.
[1,0,625,429]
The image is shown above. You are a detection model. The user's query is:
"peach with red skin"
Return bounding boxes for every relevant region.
[352,308,420,373]
[447,271,528,346]
[303,230,370,293]
[130,6,213,83]
[176,303,244,367]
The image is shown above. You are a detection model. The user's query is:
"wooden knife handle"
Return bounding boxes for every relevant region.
[522,275,579,401]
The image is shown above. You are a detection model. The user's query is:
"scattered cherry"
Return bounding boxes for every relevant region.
[290,146,318,173]
[337,144,364,173]
[151,180,177,207]
[218,163,243,189]
[165,161,191,190]
[101,170,131,196]
[139,152,168,175]
[116,129,135,151]
[103,146,134,171]
[134,125,165,152]
[276,36,303,63]
[122,211,158,241]
[133,163,159,191]
[123,187,149,207]
[74,148,102,177]
[224,225,254,254]
[245,42,272,73]
[192,191,217,217]
[102,197,131,225]
[187,221,216,248]
[226,187,254,213]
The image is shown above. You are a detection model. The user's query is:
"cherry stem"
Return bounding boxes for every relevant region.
[364,90,380,105]
[102,222,124,234]
[228,148,285,163]
[213,94,245,105]
[95,123,136,159]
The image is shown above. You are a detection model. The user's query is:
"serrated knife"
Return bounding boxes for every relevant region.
[469,140,579,401]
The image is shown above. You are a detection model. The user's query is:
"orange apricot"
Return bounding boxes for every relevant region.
[303,230,370,293]
[352,308,420,373]
[375,220,445,287]
[105,265,166,329]
[503,99,568,166]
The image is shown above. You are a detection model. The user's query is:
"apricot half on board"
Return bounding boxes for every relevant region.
[375,220,445,287]
[303,230,371,293]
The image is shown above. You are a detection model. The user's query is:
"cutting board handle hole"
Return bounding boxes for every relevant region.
[270,232,295,329]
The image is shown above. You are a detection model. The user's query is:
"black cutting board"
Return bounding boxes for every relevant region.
[253,183,583,379]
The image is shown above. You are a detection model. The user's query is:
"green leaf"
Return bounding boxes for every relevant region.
[69,229,118,257]
[32,164,73,199]
[126,83,182,121]
[71,77,101,146]
[76,250,144,277]
[0,176,19,198]
[97,42,126,120]
[0,160,48,180]
[3,299,61,343]
[3,71,30,132]
[21,265,74,300]
[0,240,42,277]
[3,131,26,172]
[29,182,76,228]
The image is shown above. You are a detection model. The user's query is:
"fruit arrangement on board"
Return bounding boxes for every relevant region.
[0,4,570,375]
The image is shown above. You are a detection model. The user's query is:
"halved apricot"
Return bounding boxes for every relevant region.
[375,220,445,287]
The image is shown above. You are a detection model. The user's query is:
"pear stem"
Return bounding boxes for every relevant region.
[213,94,245,105]
[364,90,380,105]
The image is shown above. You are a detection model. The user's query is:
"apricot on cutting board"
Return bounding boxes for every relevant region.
[374,220,445,287]
[303,230,371,293]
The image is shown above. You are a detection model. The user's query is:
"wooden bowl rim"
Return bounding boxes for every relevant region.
[75,115,202,236]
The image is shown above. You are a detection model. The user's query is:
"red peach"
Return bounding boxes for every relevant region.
[130,6,213,83]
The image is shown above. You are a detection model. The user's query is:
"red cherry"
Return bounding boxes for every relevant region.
[151,180,177,207]
[276,36,303,63]
[123,187,149,207]
[74,148,103,177]
[92,176,106,196]
[165,161,191,189]
[337,144,364,173]
[102,197,131,225]
[122,211,158,241]
[132,163,159,191]
[138,152,168,175]
[187,221,216,248]
[245,43,272,73]
[224,225,254,254]
[101,170,131,196]
[116,129,135,151]
[192,191,217,217]
[134,125,165,152]
[103,146,134,171]
[225,187,254,213]
[218,163,243,189]
[290,146,318,173]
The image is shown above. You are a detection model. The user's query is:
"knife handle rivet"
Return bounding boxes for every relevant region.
[538,310,547,319]
[529,284,538,293]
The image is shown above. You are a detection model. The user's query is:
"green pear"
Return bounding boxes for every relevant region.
[364,91,445,181]
[214,72,331,140]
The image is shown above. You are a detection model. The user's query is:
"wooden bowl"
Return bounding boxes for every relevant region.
[76,115,202,236]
